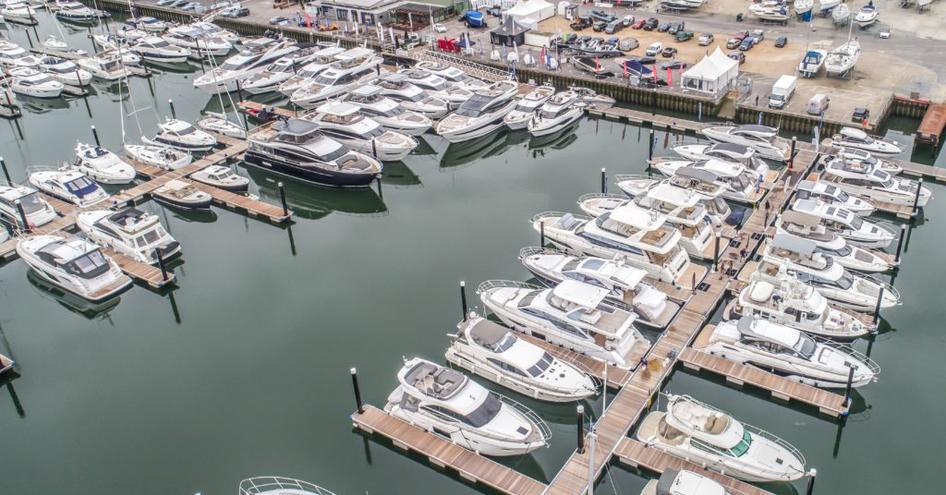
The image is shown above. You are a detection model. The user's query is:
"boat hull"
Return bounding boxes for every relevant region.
[243,151,379,188]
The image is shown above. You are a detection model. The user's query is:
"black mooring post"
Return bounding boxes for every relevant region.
[600,168,606,194]
[375,175,383,201]
[168,99,176,119]
[0,156,10,184]
[23,28,32,49]
[4,220,12,238]
[236,79,243,102]
[894,224,906,266]
[540,220,545,247]
[576,404,585,454]
[647,129,655,163]
[371,138,378,159]
[91,125,101,147]
[795,309,802,323]
[351,367,364,414]
[459,281,468,320]
[156,249,169,281]
[806,469,817,495]
[872,286,884,326]
[788,136,797,170]
[911,178,924,218]
[713,232,721,271]
[277,182,288,216]
[844,365,855,404]
[15,199,29,232]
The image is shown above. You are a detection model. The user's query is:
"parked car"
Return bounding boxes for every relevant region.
[623,15,634,26]
[619,37,639,51]
[668,22,685,35]
[698,33,714,46]
[632,19,646,29]
[728,51,745,64]
[605,20,624,34]
[738,37,755,51]
[775,35,788,47]
[639,77,669,88]
[590,10,616,23]
[751,29,765,41]
[487,6,502,17]
[661,60,685,70]
[592,21,608,32]
[645,42,663,56]
[675,30,693,42]
[570,16,593,30]
[643,18,659,30]
[661,47,677,57]
[220,6,249,16]
[657,22,671,32]
[269,15,291,25]
[726,37,742,49]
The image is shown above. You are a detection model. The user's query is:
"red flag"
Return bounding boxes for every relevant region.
[595,57,600,73]
[653,66,657,82]
[305,13,311,29]
[666,67,672,85]
[623,60,627,77]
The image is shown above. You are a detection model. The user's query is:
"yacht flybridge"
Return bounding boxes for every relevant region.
[519,247,681,328]
[617,168,732,222]
[276,46,346,96]
[435,80,519,143]
[640,469,728,495]
[503,85,555,130]
[289,48,382,107]
[308,102,417,161]
[700,124,787,161]
[636,394,806,482]
[673,142,762,169]
[414,61,488,90]
[774,211,894,272]
[343,85,432,136]
[698,317,879,388]
[162,28,232,58]
[831,127,901,155]
[445,314,598,402]
[653,158,768,204]
[245,117,382,187]
[147,119,217,152]
[531,204,701,286]
[374,73,449,119]
[795,180,875,216]
[399,67,474,109]
[72,143,136,185]
[477,279,648,367]
[28,168,109,208]
[0,183,57,228]
[384,357,551,456]
[833,147,902,175]
[77,208,181,265]
[192,37,299,93]
[821,156,931,207]
[16,235,131,302]
[790,198,894,248]
[528,90,584,137]
[578,189,715,260]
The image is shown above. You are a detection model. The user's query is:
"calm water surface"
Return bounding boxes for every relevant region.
[1,12,944,495]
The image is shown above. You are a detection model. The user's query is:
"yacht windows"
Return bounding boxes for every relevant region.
[65,250,109,279]
[727,430,753,457]
[464,393,502,427]
[487,358,527,377]
[792,334,817,359]
[489,333,517,353]
[15,192,46,213]
[64,176,98,196]
[135,230,161,247]
[455,94,493,118]
[526,352,554,377]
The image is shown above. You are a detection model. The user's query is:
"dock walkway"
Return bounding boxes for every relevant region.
[917,103,946,147]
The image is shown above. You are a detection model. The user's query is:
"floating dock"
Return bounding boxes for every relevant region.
[917,103,946,147]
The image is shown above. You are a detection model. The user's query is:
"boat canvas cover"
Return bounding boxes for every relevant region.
[655,469,680,495]
[552,280,609,309]
[469,318,511,349]
[772,231,816,255]
[676,165,718,183]
[839,127,869,140]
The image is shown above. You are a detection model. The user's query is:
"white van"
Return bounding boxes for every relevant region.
[768,75,797,109]
[807,93,830,115]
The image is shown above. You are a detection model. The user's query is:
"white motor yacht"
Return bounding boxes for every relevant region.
[477,279,649,367]
[700,125,788,161]
[238,47,324,95]
[673,142,766,171]
[28,168,109,208]
[124,144,191,171]
[436,80,519,143]
[824,40,861,78]
[399,67,474,109]
[821,157,931,207]
[38,56,92,86]
[162,29,232,58]
[854,1,879,28]
[115,27,148,43]
[238,477,336,495]
[795,180,875,215]
[831,127,901,155]
[833,147,902,175]
[446,314,598,402]
[193,37,299,93]
[654,158,767,205]
[276,46,346,96]
[640,469,728,495]
[8,67,64,98]
[374,73,450,119]
[0,183,58,228]
[77,208,181,264]
[791,198,894,248]
[519,247,681,329]
[797,49,827,78]
[126,16,168,33]
[309,102,417,161]
[244,117,382,187]
[578,189,715,260]
[699,317,879,388]
[0,40,41,68]
[531,205,701,286]
[130,36,191,64]
[384,357,551,456]
[54,1,100,23]
[528,90,584,137]
[415,61,488,90]
[195,112,246,139]
[0,0,37,23]
[727,277,871,339]
[189,165,249,192]
[72,143,136,185]
[749,2,790,21]
[503,85,555,130]
[288,48,382,107]
[16,235,131,302]
[147,119,217,152]
[343,85,432,136]
[77,52,130,81]
[186,21,240,44]
[637,394,806,482]
[774,212,894,272]
[617,169,732,223]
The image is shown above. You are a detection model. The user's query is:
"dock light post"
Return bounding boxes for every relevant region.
[375,175,383,201]
[351,367,364,414]
[872,286,885,327]
[91,125,101,147]
[14,199,29,232]
[576,405,585,454]
[600,168,606,194]
[911,178,924,218]
[156,249,169,282]
[459,281,468,320]
[806,469,817,495]
[0,156,10,184]
[277,182,288,216]
[168,99,176,119]
[895,224,907,266]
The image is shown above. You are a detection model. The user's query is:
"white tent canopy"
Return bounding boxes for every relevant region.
[681,47,740,96]
[505,0,555,29]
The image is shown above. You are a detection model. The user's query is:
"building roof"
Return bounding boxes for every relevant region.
[682,47,738,82]
[491,15,531,36]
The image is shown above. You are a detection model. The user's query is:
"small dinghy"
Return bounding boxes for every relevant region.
[146,119,217,152]
[73,142,136,185]
[189,165,249,192]
[854,1,879,28]
[196,112,246,139]
[152,179,212,210]
[124,144,191,171]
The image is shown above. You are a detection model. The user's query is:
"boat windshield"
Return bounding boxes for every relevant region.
[792,334,817,359]
[134,229,162,247]
[526,352,554,377]
[727,429,753,457]
[454,94,494,118]
[18,192,46,213]
[491,333,517,353]
[174,125,196,135]
[465,393,502,427]
[848,216,863,229]
[64,250,109,279]
[65,176,99,197]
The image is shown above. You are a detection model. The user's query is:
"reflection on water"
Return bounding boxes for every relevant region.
[160,205,218,224]
[440,132,509,169]
[528,122,580,153]
[379,160,421,188]
[17,95,72,114]
[244,166,387,220]
[26,269,121,321]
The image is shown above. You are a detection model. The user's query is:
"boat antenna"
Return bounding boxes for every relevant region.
[203,39,245,130]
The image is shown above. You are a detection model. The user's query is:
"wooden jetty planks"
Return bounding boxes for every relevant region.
[614,438,775,495]
[189,180,291,223]
[101,248,175,288]
[351,405,547,495]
